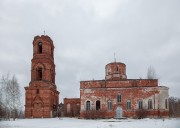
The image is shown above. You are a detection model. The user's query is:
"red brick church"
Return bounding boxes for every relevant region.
[25,35,59,118]
[25,35,169,118]
[79,62,169,118]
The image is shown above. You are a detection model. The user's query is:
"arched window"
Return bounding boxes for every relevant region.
[165,99,168,109]
[38,42,42,54]
[96,100,100,110]
[86,101,90,111]
[67,103,71,113]
[117,94,121,102]
[37,89,39,94]
[38,68,42,80]
[126,100,131,110]
[108,101,112,110]
[148,99,152,109]
[116,66,119,72]
[138,100,143,109]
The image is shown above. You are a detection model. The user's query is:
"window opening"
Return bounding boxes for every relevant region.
[86,101,90,111]
[37,89,39,94]
[126,100,131,110]
[138,100,143,109]
[38,42,42,54]
[165,99,168,109]
[148,99,152,109]
[96,100,100,110]
[108,101,112,110]
[117,94,121,102]
[116,66,119,72]
[38,68,42,80]
[67,104,71,113]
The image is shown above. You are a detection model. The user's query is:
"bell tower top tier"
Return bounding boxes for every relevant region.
[105,62,127,80]
[31,35,56,85]
[33,35,54,59]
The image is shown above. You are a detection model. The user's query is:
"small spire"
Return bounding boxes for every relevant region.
[114,53,116,62]
[43,30,45,35]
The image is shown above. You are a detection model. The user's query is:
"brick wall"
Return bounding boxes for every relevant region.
[25,35,59,118]
[79,61,169,119]
[80,84,169,118]
[63,98,80,117]
[80,79,158,89]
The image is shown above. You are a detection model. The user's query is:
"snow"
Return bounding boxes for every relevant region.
[0,118,180,128]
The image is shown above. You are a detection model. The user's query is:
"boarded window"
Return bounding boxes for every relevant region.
[67,104,71,113]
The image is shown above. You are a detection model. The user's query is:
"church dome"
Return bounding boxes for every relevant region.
[105,62,127,80]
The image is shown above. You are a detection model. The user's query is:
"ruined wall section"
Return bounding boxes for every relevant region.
[80,79,158,89]
[158,86,169,109]
[105,62,127,80]
[80,79,168,118]
[63,98,80,117]
[79,61,169,118]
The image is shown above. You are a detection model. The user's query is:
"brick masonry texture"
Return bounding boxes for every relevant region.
[25,35,169,119]
[79,62,169,118]
[63,98,80,117]
[25,35,59,118]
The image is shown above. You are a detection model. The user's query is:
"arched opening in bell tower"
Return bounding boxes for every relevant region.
[38,42,42,54]
[37,89,39,94]
[116,66,119,72]
[38,68,42,80]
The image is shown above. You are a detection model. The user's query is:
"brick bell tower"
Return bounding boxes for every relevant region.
[25,35,59,118]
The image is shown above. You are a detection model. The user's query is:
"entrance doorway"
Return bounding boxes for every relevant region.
[116,107,123,118]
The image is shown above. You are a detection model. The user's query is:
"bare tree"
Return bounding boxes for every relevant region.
[0,78,5,118]
[147,66,157,79]
[0,74,21,121]
[7,76,21,120]
[1,74,11,120]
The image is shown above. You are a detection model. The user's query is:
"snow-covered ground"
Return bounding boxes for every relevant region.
[0,118,180,128]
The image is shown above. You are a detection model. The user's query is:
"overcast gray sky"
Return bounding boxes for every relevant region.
[0,0,180,103]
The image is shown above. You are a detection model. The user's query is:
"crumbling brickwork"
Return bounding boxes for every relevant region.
[80,62,169,118]
[25,35,59,118]
[63,98,80,117]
